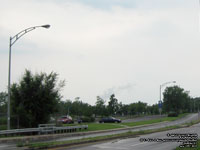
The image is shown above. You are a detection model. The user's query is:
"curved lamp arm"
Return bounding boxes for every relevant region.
[160,81,176,88]
[159,81,176,102]
[10,24,50,46]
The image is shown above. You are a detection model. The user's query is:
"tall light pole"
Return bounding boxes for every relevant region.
[159,81,176,115]
[7,24,50,130]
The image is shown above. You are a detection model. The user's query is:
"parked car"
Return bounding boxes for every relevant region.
[57,115,74,124]
[99,117,121,123]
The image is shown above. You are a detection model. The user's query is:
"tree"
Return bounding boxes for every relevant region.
[57,99,72,115]
[136,101,147,114]
[128,101,147,115]
[11,70,65,128]
[147,104,159,115]
[163,86,190,114]
[191,97,200,112]
[0,92,7,114]
[120,104,129,116]
[108,94,119,115]
[95,96,108,117]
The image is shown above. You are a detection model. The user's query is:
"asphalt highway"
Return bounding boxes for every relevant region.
[0,113,199,150]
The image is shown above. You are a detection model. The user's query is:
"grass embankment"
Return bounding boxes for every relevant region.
[175,140,200,150]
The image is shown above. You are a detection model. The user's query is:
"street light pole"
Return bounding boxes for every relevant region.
[7,24,50,130]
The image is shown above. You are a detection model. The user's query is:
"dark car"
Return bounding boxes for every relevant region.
[57,115,74,124]
[99,117,121,123]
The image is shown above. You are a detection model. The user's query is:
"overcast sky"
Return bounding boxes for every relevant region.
[0,0,200,105]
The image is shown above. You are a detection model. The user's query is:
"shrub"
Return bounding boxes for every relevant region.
[168,111,178,117]
[78,116,95,123]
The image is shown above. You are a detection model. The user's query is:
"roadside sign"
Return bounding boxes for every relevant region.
[158,100,162,115]
[158,100,162,108]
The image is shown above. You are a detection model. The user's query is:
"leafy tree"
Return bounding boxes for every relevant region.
[0,92,7,114]
[57,99,72,115]
[95,96,108,117]
[128,101,147,115]
[70,98,83,116]
[191,97,200,112]
[163,86,190,114]
[147,104,159,115]
[108,94,119,115]
[120,104,129,116]
[11,70,65,128]
[136,101,147,114]
[129,103,137,115]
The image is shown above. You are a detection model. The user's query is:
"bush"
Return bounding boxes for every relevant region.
[0,117,7,125]
[78,116,95,123]
[168,111,178,117]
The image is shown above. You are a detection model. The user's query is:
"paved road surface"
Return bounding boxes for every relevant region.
[58,120,200,150]
[0,113,199,150]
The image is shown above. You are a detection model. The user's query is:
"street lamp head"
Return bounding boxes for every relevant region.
[41,24,50,29]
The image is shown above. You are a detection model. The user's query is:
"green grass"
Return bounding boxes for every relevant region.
[175,139,200,150]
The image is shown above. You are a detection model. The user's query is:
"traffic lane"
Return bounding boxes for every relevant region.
[131,113,199,131]
[64,122,200,150]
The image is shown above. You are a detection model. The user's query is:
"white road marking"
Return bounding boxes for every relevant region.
[0,145,7,148]
[130,142,146,147]
[92,145,128,150]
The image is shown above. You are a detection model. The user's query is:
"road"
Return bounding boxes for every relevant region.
[55,118,200,150]
[0,113,199,150]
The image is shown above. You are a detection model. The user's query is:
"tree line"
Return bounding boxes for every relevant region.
[57,95,160,118]
[0,70,200,128]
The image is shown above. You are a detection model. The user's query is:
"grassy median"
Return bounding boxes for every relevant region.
[175,139,200,150]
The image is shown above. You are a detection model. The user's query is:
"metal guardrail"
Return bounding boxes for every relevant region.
[0,128,39,135]
[38,124,56,134]
[0,125,88,136]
